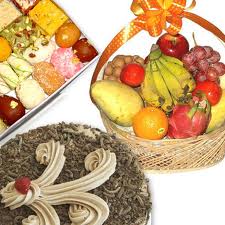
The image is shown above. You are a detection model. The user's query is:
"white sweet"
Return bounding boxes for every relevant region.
[16,79,45,109]
[7,53,33,81]
[23,38,56,64]
[0,76,10,94]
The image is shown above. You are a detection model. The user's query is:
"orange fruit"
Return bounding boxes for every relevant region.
[0,37,12,61]
[132,106,168,140]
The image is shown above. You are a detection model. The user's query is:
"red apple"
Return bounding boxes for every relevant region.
[156,33,189,60]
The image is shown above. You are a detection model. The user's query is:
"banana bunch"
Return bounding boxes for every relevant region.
[141,45,196,112]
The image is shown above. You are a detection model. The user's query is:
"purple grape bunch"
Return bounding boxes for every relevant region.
[182,46,225,83]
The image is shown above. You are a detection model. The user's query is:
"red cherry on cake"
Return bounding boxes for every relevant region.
[15,177,31,195]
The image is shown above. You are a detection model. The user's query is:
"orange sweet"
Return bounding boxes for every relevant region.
[33,62,65,95]
[55,22,81,48]
[0,37,12,61]
[132,106,168,140]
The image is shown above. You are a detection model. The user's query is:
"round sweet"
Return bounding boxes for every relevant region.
[55,22,81,48]
[50,48,84,79]
[0,95,25,125]
[23,38,56,64]
[0,37,12,62]
[72,38,98,63]
[33,62,65,95]
[0,123,151,225]
[16,79,46,109]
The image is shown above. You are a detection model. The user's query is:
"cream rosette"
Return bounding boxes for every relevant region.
[0,182,40,210]
[22,215,40,225]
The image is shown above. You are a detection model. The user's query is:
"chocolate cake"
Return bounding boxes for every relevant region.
[0,123,151,225]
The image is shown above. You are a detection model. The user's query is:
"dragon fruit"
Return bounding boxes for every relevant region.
[168,98,211,139]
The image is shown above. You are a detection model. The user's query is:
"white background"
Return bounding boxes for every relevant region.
[2,0,225,225]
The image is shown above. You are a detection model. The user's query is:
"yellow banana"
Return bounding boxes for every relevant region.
[151,61,173,112]
[161,54,184,66]
[159,57,192,83]
[155,60,184,101]
[159,56,196,93]
[141,63,162,107]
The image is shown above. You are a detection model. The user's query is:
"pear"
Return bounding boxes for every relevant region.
[91,80,143,127]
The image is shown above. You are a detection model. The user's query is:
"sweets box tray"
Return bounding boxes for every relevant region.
[0,0,100,141]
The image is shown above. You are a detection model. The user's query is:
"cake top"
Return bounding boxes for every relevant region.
[1,140,117,224]
[0,123,151,225]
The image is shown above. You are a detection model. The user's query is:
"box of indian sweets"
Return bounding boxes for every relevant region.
[0,0,99,140]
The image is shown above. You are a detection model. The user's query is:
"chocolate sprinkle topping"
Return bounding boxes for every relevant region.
[0,123,151,225]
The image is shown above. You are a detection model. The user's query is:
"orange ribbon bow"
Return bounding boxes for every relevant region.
[131,0,190,37]
[91,0,225,84]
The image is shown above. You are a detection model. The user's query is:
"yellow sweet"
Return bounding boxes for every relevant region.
[29,0,68,36]
[0,37,12,62]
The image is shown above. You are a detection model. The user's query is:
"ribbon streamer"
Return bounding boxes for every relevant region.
[91,0,225,86]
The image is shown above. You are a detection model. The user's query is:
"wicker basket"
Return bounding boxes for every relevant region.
[91,67,225,172]
[90,0,225,173]
[100,112,225,172]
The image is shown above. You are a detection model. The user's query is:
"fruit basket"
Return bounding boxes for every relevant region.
[90,0,225,172]
[0,0,99,141]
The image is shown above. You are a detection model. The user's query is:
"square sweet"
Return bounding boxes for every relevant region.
[29,0,68,36]
[0,16,44,55]
[0,0,22,32]
[11,0,39,14]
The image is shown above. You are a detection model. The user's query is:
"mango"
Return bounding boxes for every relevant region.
[206,90,225,133]
[91,80,144,127]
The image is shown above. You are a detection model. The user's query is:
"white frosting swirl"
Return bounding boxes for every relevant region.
[0,182,40,210]
[36,143,50,165]
[85,148,106,171]
[69,204,92,225]
[46,192,109,225]
[22,215,40,225]
[42,148,116,195]
[35,140,66,187]
[30,200,60,225]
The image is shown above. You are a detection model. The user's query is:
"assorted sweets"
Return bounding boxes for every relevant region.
[91,33,225,140]
[0,123,151,225]
[0,0,98,135]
